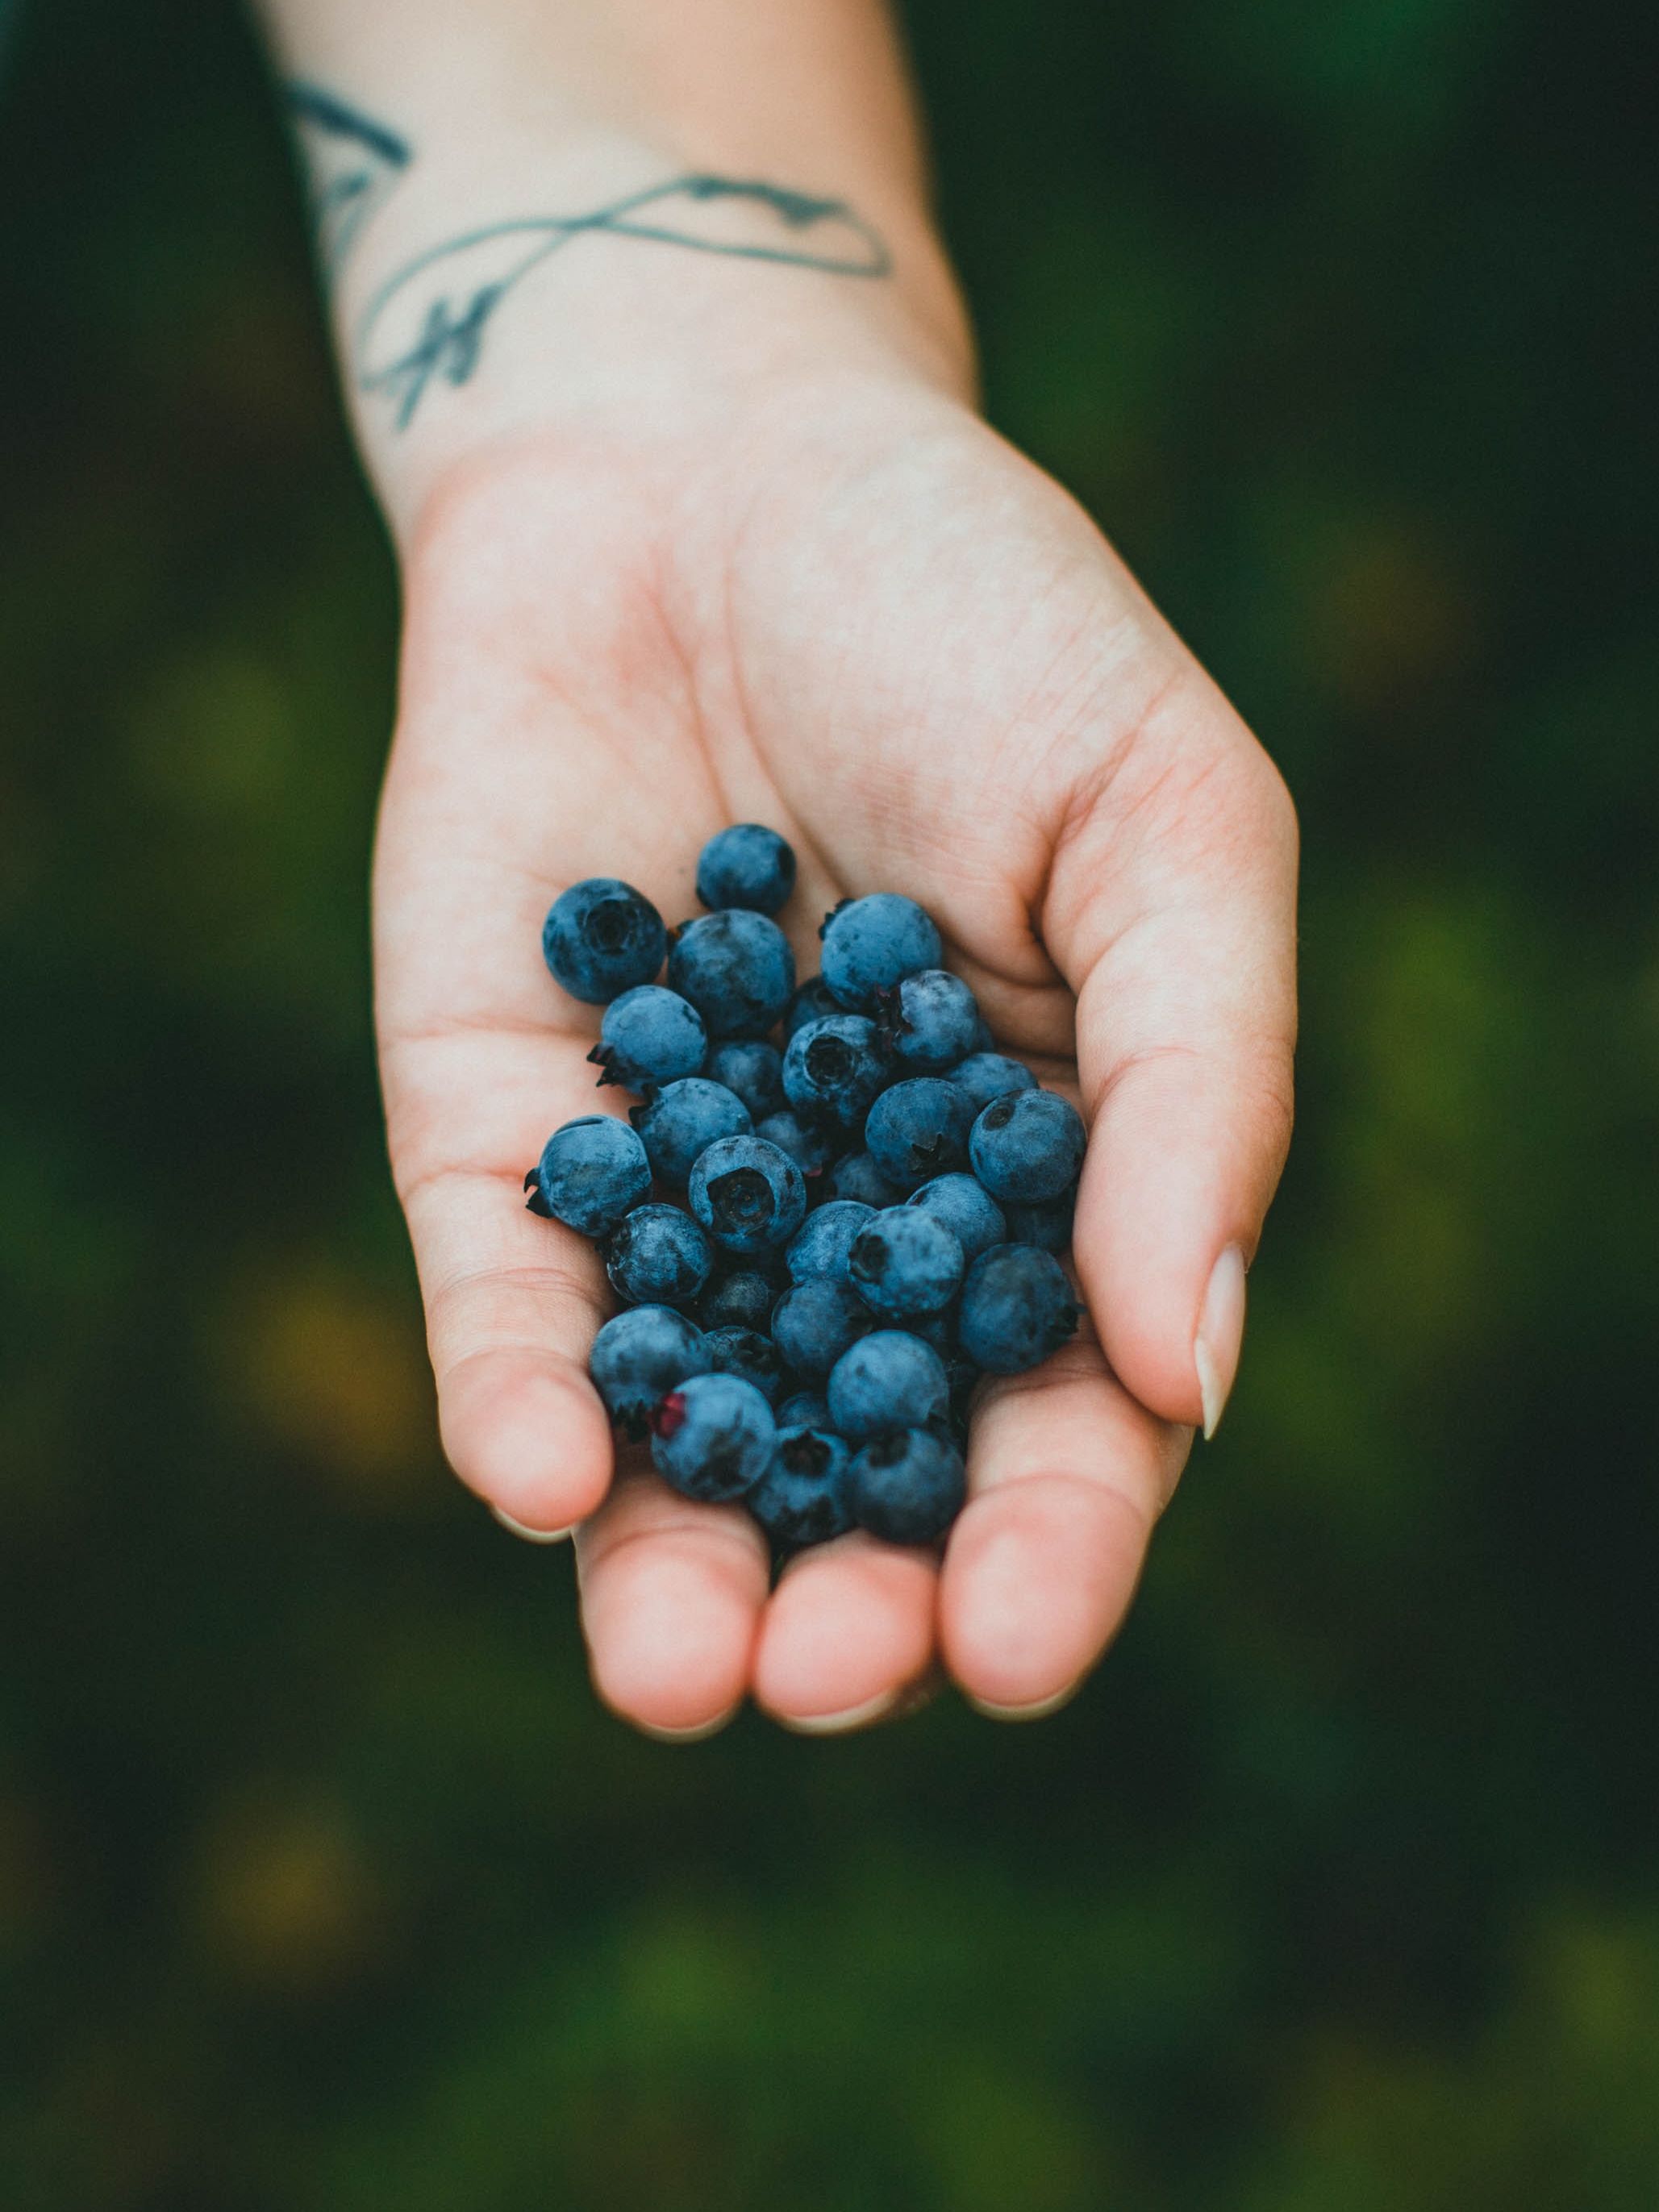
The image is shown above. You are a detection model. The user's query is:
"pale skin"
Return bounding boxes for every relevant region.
[258,0,1298,1736]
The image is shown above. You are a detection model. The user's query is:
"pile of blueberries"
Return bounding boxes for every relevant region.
[527,825,1085,1550]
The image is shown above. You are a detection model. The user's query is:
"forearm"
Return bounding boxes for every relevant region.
[256,0,973,536]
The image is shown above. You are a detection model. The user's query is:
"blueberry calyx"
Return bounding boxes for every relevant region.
[778,1429,836,1479]
[817,898,852,943]
[707,1167,771,1234]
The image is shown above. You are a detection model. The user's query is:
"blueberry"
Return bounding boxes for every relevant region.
[957,1243,1080,1373]
[748,1425,855,1547]
[828,1150,906,1208]
[705,1039,785,1120]
[1002,1189,1078,1253]
[948,1052,1038,1114]
[875,969,980,1073]
[819,893,943,1010]
[848,1427,966,1544]
[604,1203,716,1307]
[590,1305,711,1433]
[649,1372,776,1502]
[786,1200,875,1284]
[703,1324,790,1404]
[587,984,707,1092]
[906,1173,1007,1263]
[969,1089,1087,1204]
[630,1078,752,1187]
[698,1268,779,1333]
[688,1135,808,1254]
[864,1077,974,1189]
[771,1279,872,1379]
[542,878,666,1005]
[785,976,844,1038]
[826,1329,950,1441]
[668,910,796,1039]
[527,1115,652,1236]
[777,1389,832,1430]
[782,1014,891,1132]
[754,1110,839,1181]
[695,823,798,915]
[848,1207,965,1322]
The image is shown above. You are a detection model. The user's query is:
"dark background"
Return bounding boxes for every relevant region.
[3,1,1657,2204]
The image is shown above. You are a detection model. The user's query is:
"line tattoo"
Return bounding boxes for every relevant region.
[286,81,411,273]
[358,176,892,430]
[284,84,890,428]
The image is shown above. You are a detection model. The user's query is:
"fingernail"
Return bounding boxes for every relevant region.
[636,1708,740,1744]
[1194,1243,1248,1440]
[491,1507,577,1544]
[966,1678,1083,1723]
[777,1689,898,1736]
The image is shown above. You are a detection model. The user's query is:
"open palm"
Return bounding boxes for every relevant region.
[374,377,1297,1735]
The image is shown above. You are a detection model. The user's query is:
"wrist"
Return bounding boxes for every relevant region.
[306,119,974,543]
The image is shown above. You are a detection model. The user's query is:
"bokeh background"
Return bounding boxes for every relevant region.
[4,0,1657,2204]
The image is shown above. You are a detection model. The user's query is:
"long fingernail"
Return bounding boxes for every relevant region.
[636,1709,740,1744]
[966,1679,1083,1723]
[491,1507,577,1544]
[777,1689,898,1736]
[1194,1243,1248,1440]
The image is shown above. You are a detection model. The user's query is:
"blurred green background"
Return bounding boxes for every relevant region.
[3,1,1656,2205]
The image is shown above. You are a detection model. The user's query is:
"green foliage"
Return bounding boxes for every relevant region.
[2,0,1654,2203]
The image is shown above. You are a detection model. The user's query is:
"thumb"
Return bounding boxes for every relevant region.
[1042,671,1298,1435]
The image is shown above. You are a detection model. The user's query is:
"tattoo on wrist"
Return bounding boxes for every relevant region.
[283,82,891,431]
[286,81,411,273]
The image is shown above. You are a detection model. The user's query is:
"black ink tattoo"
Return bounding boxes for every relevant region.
[285,84,891,428]
[285,80,411,274]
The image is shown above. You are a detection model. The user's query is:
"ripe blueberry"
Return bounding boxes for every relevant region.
[969,1089,1086,1204]
[848,1427,966,1545]
[590,1305,711,1433]
[588,984,707,1091]
[848,1207,965,1321]
[688,1135,808,1254]
[819,893,943,1010]
[542,878,666,1004]
[770,1278,872,1379]
[864,1077,974,1189]
[826,1330,950,1441]
[782,1014,891,1132]
[649,1373,776,1502]
[604,1203,716,1308]
[668,910,796,1039]
[527,1115,652,1237]
[875,969,980,1073]
[748,1425,855,1547]
[694,823,797,915]
[957,1243,1080,1374]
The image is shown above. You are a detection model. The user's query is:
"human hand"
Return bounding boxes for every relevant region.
[373,363,1297,1737]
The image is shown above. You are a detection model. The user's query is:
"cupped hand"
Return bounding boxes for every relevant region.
[373,373,1297,1736]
